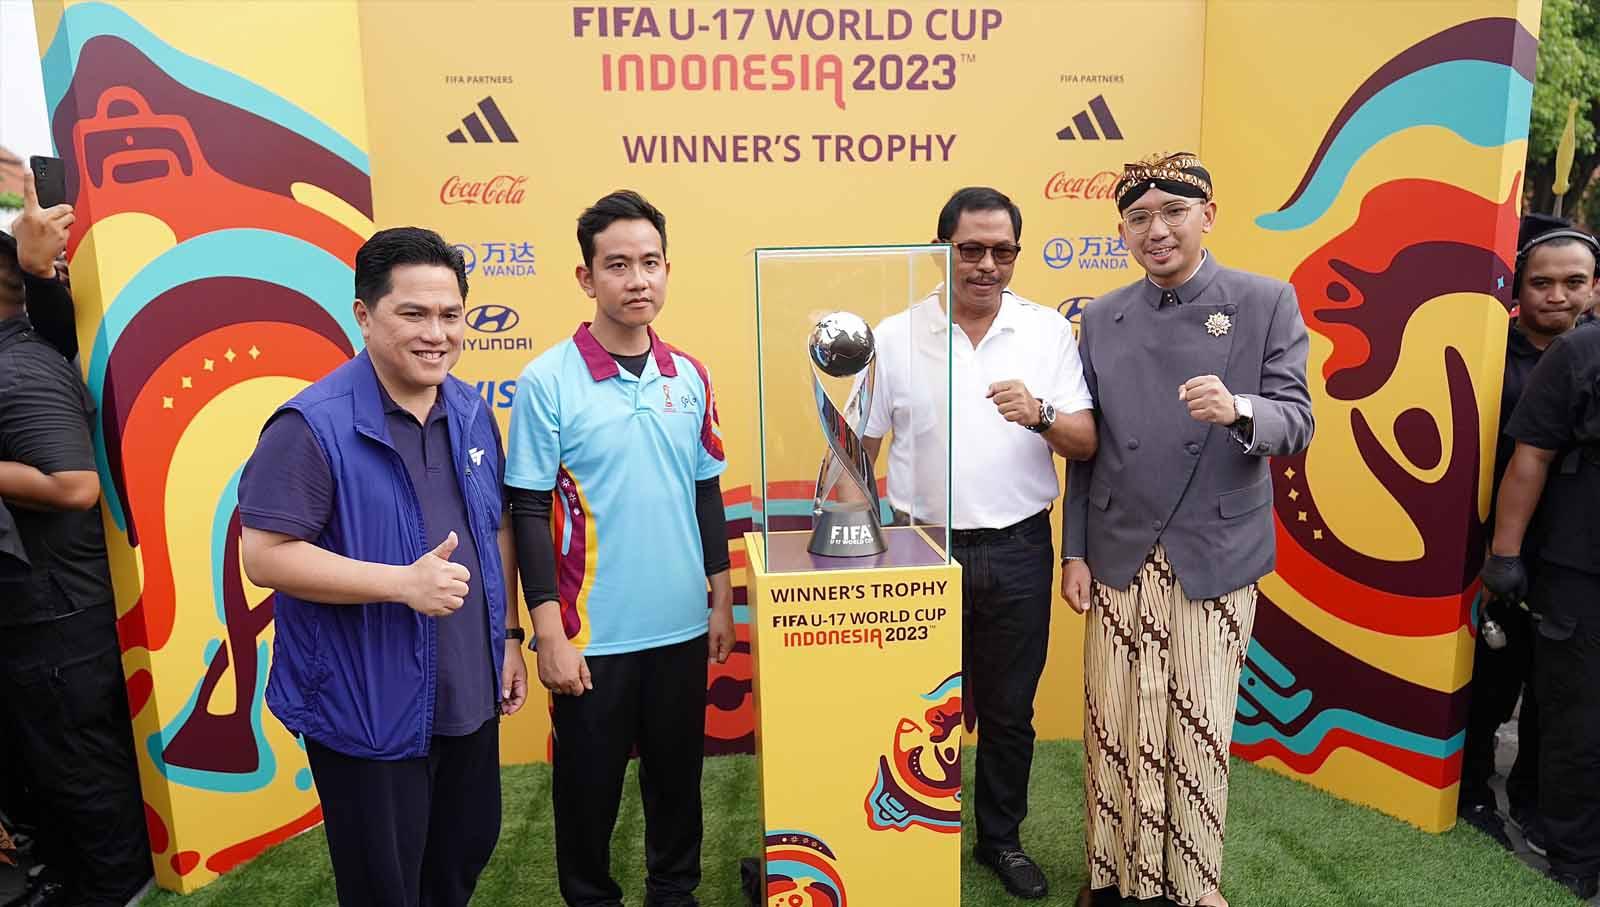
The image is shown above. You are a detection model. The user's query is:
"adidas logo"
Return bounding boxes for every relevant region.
[447,96,518,144]
[1055,94,1123,141]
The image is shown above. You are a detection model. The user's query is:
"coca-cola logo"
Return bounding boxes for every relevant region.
[1043,170,1117,201]
[439,174,528,206]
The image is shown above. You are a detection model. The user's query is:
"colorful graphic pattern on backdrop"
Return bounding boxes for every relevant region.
[1202,9,1535,830]
[36,0,371,890]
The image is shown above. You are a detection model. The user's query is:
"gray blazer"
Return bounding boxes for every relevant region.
[1063,254,1313,599]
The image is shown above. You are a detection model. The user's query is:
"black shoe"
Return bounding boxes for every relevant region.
[18,881,69,907]
[1510,805,1549,857]
[1547,869,1598,900]
[975,846,1047,899]
[1459,802,1513,850]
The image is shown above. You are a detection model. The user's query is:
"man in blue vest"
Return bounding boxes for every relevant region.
[239,227,527,907]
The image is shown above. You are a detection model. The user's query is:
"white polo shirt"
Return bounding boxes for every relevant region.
[864,289,1094,530]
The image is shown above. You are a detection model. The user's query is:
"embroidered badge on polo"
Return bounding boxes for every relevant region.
[469,447,485,466]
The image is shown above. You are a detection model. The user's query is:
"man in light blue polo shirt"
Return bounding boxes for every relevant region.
[504,190,733,907]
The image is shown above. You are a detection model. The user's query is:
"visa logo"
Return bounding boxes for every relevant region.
[474,379,518,409]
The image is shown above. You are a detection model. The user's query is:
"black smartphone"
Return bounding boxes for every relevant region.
[28,155,67,209]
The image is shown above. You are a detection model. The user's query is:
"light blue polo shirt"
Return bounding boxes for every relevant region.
[505,323,726,656]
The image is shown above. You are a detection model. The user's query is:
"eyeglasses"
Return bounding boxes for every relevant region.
[952,242,1021,264]
[1122,200,1205,234]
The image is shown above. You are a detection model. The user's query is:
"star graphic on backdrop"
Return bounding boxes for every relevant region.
[224,348,237,362]
[203,358,215,371]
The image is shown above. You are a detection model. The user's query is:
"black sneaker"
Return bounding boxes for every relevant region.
[1459,802,1513,851]
[1510,805,1549,857]
[1546,869,1598,900]
[975,846,1047,900]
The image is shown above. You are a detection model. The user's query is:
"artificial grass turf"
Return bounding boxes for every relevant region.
[141,740,1576,906]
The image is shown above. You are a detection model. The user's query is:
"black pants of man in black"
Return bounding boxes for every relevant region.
[1532,564,1600,882]
[304,717,501,907]
[951,510,1053,853]
[551,634,707,907]
[1459,597,1539,814]
[0,604,151,906]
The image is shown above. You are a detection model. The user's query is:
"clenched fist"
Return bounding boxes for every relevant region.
[1179,375,1237,425]
[402,532,471,617]
[987,380,1041,427]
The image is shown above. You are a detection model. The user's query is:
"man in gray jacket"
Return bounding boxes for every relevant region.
[1060,151,1313,907]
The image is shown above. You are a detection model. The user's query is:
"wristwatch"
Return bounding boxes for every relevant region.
[1027,398,1056,434]
[505,627,526,642]
[1230,394,1253,429]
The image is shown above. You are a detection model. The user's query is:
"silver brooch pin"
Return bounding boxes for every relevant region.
[1205,312,1232,337]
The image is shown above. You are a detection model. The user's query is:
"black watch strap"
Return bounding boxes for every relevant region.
[505,627,526,642]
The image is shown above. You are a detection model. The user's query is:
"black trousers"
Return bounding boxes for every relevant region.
[1459,598,1539,813]
[305,717,501,907]
[952,510,1053,852]
[0,605,151,906]
[1532,564,1600,879]
[552,634,707,907]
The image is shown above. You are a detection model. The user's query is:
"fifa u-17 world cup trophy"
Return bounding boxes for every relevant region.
[807,312,885,556]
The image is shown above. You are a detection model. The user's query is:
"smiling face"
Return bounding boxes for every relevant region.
[353,263,464,399]
[1517,240,1596,340]
[1118,186,1216,287]
[578,217,669,334]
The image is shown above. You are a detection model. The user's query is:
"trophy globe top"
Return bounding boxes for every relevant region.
[808,312,876,378]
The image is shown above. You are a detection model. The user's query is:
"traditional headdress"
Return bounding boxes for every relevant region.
[1114,151,1213,212]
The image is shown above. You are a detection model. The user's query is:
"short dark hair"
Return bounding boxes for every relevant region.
[577,190,667,268]
[936,187,1022,243]
[354,227,468,306]
[0,232,24,311]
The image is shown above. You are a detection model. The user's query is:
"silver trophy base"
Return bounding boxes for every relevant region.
[808,503,887,557]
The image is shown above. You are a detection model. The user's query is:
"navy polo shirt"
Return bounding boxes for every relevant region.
[239,381,500,736]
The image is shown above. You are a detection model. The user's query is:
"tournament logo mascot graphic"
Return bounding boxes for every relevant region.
[864,673,962,832]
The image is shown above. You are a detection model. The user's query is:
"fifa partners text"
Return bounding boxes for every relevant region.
[576,6,1005,110]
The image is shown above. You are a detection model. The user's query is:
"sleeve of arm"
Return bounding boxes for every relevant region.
[504,367,561,490]
[863,350,892,439]
[507,486,558,609]
[0,359,96,474]
[1239,283,1315,457]
[237,412,335,541]
[1062,314,1098,559]
[696,476,731,575]
[694,365,728,481]
[1506,341,1580,451]
[22,274,77,361]
[1049,315,1095,415]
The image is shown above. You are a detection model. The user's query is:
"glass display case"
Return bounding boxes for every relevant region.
[751,244,953,572]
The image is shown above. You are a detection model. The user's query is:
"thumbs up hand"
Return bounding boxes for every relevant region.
[403,532,471,617]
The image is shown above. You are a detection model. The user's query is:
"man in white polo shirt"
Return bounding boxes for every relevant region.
[863,186,1097,900]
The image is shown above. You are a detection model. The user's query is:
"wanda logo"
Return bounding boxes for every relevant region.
[1043,170,1117,201]
[440,174,527,206]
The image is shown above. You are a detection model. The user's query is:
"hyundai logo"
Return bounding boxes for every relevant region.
[467,304,520,334]
[1043,237,1074,270]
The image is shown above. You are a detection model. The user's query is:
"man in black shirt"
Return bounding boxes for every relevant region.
[1460,216,1597,852]
[1482,312,1600,899]
[0,173,152,906]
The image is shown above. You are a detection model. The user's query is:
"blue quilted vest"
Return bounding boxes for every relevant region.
[263,352,506,759]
